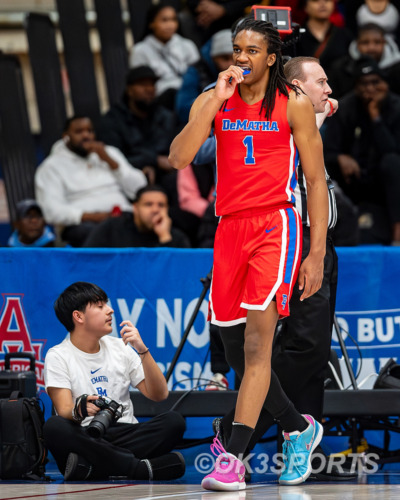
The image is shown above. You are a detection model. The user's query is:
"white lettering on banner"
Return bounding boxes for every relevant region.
[117,298,145,326]
[158,361,213,390]
[108,298,145,337]
[335,314,400,344]
[357,316,400,343]
[156,299,210,348]
[358,318,375,342]
[376,317,395,342]
[185,299,209,348]
[157,299,182,347]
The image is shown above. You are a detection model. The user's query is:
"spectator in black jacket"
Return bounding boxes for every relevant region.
[296,0,354,74]
[324,57,400,245]
[98,66,198,242]
[84,185,190,248]
[98,66,177,190]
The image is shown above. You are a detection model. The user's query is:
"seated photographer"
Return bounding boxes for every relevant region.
[43,282,186,481]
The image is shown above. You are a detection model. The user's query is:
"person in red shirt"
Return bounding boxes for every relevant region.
[169,17,328,491]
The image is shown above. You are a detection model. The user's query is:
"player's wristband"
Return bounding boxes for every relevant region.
[327,99,334,117]
[137,348,149,356]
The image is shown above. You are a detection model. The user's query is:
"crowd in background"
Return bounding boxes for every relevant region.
[6,0,400,249]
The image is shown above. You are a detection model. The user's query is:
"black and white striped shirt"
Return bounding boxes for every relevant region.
[294,164,337,230]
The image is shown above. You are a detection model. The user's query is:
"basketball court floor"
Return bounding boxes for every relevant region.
[2,467,400,500]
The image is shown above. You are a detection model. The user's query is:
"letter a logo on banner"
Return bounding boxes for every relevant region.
[0,294,47,390]
[0,295,34,353]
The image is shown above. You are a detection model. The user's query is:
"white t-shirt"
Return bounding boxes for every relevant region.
[44,335,145,425]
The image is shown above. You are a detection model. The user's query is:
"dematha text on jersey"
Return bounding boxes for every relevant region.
[222,119,279,132]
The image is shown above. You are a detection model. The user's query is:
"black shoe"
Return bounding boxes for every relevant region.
[308,453,358,482]
[64,453,93,481]
[212,417,252,483]
[309,466,358,481]
[140,452,186,481]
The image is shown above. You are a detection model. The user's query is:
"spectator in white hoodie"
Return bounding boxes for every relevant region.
[35,116,147,247]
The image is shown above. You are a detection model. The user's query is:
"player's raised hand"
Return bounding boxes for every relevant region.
[214,66,245,101]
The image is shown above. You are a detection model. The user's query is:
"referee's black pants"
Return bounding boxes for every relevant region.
[219,228,338,449]
[272,228,338,421]
[44,411,186,479]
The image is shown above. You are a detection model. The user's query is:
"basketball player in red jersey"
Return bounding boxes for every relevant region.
[169,18,328,491]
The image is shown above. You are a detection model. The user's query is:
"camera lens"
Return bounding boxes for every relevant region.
[86,410,114,439]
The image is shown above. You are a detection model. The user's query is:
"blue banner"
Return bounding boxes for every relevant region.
[333,246,400,389]
[0,246,399,410]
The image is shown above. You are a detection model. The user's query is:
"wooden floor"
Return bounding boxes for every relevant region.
[2,470,400,500]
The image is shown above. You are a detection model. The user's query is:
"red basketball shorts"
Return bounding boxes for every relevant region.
[209,206,302,326]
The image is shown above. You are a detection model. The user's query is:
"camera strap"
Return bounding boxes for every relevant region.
[73,394,89,421]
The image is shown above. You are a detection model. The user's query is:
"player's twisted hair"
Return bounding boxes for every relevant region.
[232,18,298,120]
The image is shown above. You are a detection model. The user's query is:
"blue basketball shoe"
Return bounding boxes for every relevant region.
[279,415,323,485]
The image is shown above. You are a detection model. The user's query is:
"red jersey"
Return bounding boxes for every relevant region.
[214,87,298,216]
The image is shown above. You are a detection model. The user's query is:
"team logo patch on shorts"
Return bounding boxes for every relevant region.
[281,294,288,310]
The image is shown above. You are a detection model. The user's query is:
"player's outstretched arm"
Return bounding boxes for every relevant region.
[288,91,328,301]
[169,66,245,170]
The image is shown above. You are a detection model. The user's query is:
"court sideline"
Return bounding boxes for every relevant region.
[1,471,400,500]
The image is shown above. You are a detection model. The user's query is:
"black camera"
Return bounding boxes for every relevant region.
[86,396,124,439]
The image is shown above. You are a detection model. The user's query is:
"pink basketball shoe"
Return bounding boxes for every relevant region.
[201,434,246,491]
